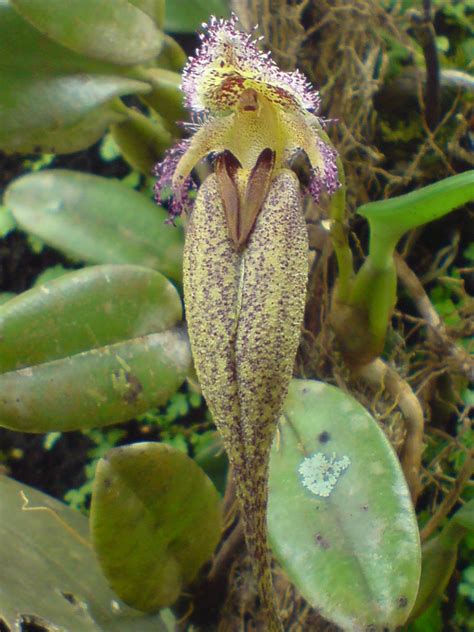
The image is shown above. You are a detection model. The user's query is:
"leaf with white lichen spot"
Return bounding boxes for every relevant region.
[268,379,421,631]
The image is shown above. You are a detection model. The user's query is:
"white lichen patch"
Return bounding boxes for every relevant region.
[299,451,351,497]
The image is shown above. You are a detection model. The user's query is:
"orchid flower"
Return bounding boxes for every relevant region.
[154,13,339,243]
[154,15,340,631]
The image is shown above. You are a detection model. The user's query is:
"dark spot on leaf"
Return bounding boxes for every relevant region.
[318,431,330,443]
[60,591,78,606]
[0,618,11,632]
[15,398,20,404]
[18,615,51,631]
[398,596,408,608]
[361,504,369,511]
[314,533,330,549]
[102,477,112,489]
[302,387,309,394]
[124,372,143,404]
[33,146,41,154]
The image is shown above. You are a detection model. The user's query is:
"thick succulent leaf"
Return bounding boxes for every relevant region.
[165,0,229,32]
[0,293,15,306]
[90,442,222,612]
[451,498,474,532]
[11,0,163,65]
[0,0,135,74]
[0,264,182,372]
[139,68,186,128]
[0,73,149,154]
[3,102,127,155]
[5,171,183,282]
[110,108,172,175]
[410,499,474,620]
[268,379,421,631]
[358,170,474,269]
[0,265,190,432]
[0,476,174,631]
[0,328,190,432]
[128,0,165,28]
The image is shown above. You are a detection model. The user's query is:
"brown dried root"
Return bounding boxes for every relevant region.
[420,451,474,542]
[354,358,425,503]
[395,253,474,383]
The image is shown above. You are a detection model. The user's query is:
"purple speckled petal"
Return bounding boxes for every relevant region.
[182,13,320,114]
[153,139,197,221]
[306,138,339,203]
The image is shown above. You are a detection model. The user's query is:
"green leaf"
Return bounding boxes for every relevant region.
[0,265,191,432]
[0,476,174,631]
[128,0,165,28]
[164,0,229,32]
[0,0,135,74]
[0,292,15,306]
[90,442,222,612]
[33,264,70,286]
[0,204,16,237]
[110,106,173,175]
[11,0,163,65]
[410,500,474,622]
[0,264,182,372]
[0,73,150,154]
[139,68,186,129]
[268,379,421,631]
[5,170,183,282]
[357,171,474,269]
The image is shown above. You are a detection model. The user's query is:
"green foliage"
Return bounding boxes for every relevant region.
[64,427,127,511]
[5,170,184,282]
[410,500,474,620]
[0,476,174,630]
[268,380,421,630]
[0,205,15,238]
[164,0,229,32]
[332,172,474,364]
[11,0,164,64]
[90,442,222,612]
[0,0,181,160]
[0,265,190,431]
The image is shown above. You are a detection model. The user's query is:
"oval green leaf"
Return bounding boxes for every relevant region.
[139,68,186,130]
[110,107,172,175]
[0,0,136,74]
[0,265,191,432]
[0,264,182,372]
[268,379,421,631]
[411,499,474,620]
[90,442,222,612]
[128,0,165,28]
[0,476,174,631]
[0,73,149,154]
[11,0,163,65]
[0,327,190,432]
[5,171,183,282]
[164,0,229,33]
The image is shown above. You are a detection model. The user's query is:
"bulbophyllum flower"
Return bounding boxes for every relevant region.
[154,15,340,631]
[154,12,339,240]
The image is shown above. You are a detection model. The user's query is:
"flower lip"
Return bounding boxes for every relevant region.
[181,13,320,114]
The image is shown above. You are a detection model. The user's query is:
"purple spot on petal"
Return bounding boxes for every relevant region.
[153,139,197,220]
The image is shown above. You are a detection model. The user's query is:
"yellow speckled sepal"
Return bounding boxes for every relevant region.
[183,169,308,631]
